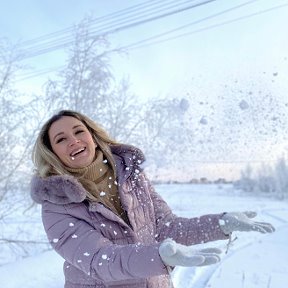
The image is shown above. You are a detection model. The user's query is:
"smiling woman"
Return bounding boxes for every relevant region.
[34,110,119,177]
[30,109,275,288]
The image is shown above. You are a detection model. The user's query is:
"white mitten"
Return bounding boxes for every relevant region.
[219,211,275,235]
[159,238,222,267]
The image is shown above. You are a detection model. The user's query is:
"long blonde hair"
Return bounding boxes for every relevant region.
[32,110,119,178]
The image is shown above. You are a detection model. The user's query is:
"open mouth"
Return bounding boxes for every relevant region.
[70,147,86,158]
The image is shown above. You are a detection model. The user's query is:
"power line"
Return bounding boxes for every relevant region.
[118,0,259,49]
[16,0,215,61]
[16,66,65,82]
[123,2,288,50]
[82,0,210,36]
[14,2,287,82]
[19,0,171,52]
[20,0,163,47]
[20,0,195,48]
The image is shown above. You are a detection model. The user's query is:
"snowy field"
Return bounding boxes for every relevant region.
[0,184,287,288]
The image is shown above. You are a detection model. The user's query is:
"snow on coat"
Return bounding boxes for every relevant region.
[30,144,228,288]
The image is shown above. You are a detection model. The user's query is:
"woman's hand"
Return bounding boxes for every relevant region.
[159,238,222,267]
[219,211,275,235]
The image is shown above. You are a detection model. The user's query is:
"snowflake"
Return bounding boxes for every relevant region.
[219,219,225,226]
[200,116,208,125]
[239,100,249,110]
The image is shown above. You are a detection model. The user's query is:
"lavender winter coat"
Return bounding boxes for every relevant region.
[30,145,228,288]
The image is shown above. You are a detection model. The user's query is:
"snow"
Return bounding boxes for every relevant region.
[239,100,249,110]
[0,184,287,288]
[0,252,64,288]
[199,116,208,125]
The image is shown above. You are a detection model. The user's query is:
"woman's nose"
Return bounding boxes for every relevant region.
[69,137,80,146]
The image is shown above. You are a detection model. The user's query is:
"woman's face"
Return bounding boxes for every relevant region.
[48,116,96,169]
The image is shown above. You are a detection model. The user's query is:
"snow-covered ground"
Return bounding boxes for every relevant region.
[0,184,287,288]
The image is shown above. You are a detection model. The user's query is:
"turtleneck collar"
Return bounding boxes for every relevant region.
[66,149,109,182]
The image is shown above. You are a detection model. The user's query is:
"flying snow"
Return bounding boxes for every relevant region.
[239,100,249,110]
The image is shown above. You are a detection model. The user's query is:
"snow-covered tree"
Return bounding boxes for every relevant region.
[256,164,276,194]
[44,17,117,122]
[274,157,288,199]
[0,39,53,264]
[42,18,193,177]
[234,164,256,192]
[235,158,288,199]
[0,38,26,200]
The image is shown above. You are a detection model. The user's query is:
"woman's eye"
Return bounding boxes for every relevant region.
[56,137,65,144]
[75,130,84,135]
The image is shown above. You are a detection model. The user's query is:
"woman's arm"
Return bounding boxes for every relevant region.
[141,173,229,245]
[42,202,168,283]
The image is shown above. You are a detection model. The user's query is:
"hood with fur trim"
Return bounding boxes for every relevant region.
[31,174,87,204]
[30,144,145,205]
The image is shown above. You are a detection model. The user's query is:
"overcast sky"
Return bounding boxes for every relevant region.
[1,0,287,96]
[1,0,288,179]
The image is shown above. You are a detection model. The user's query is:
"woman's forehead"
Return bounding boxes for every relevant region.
[48,116,84,136]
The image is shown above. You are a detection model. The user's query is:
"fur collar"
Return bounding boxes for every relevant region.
[30,144,145,205]
[31,174,86,204]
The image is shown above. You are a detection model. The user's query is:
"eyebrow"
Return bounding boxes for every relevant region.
[52,124,84,142]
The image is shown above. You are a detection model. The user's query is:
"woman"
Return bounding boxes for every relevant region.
[30,110,275,288]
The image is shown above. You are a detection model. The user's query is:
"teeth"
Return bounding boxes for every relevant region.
[71,148,85,157]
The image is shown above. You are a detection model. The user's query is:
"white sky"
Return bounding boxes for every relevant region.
[1,0,288,180]
[1,0,287,96]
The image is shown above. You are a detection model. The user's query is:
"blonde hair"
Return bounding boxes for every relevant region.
[32,110,119,178]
